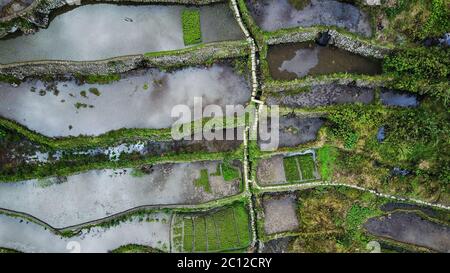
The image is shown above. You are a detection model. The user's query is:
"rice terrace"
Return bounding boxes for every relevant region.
[0,0,449,258]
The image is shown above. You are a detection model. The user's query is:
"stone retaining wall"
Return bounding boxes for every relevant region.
[266,29,392,59]
[0,40,249,79]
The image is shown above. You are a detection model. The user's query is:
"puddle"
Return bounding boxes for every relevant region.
[377,126,385,142]
[267,42,382,80]
[246,0,372,36]
[0,3,244,63]
[381,90,419,107]
[0,64,250,137]
[0,161,241,228]
[0,213,170,253]
[267,84,374,107]
[364,212,450,252]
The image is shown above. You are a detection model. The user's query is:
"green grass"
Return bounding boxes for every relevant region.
[233,205,251,246]
[206,217,220,251]
[111,244,163,253]
[317,145,337,181]
[193,217,207,252]
[221,161,240,181]
[88,88,101,96]
[182,9,202,46]
[283,156,301,182]
[297,154,315,180]
[183,218,194,252]
[194,169,211,193]
[345,205,381,243]
[215,209,239,249]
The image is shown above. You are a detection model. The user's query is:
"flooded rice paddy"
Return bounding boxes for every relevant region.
[0,160,241,228]
[364,211,450,252]
[0,64,250,137]
[267,42,382,80]
[266,84,374,107]
[256,155,287,186]
[0,213,170,253]
[263,194,299,235]
[0,3,244,63]
[246,0,372,36]
[260,115,324,150]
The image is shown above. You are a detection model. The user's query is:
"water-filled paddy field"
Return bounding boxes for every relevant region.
[246,0,372,36]
[266,84,375,108]
[0,160,242,228]
[364,212,450,253]
[259,115,324,150]
[0,213,171,253]
[0,3,244,63]
[267,42,382,80]
[263,193,299,235]
[0,64,250,137]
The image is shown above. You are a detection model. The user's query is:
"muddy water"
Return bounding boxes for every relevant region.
[0,213,170,253]
[267,42,382,80]
[0,160,241,228]
[266,84,374,107]
[381,90,419,107]
[256,155,286,186]
[0,64,250,137]
[260,115,324,149]
[364,212,450,252]
[0,3,243,63]
[263,194,299,234]
[246,0,372,36]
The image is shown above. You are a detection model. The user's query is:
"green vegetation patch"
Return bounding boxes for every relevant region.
[194,169,211,193]
[175,203,250,252]
[221,161,240,181]
[383,46,450,104]
[283,154,318,183]
[182,9,202,46]
[111,244,163,253]
[194,217,207,252]
[75,73,121,85]
[317,145,337,181]
[183,218,194,252]
[283,156,301,182]
[288,0,311,10]
[297,154,315,180]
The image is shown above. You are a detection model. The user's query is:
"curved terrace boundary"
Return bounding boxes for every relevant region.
[0,39,250,79]
[0,192,246,235]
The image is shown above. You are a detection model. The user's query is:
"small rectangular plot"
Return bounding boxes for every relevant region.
[206,216,220,251]
[283,156,301,182]
[193,217,207,252]
[298,154,316,180]
[233,206,251,247]
[215,208,239,250]
[183,217,194,252]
